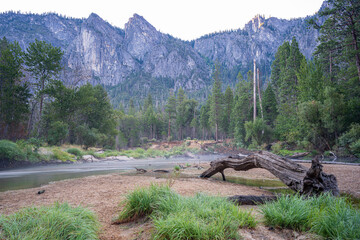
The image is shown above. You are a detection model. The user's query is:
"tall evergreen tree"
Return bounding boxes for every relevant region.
[210,63,223,141]
[176,87,186,140]
[262,84,277,126]
[200,98,211,139]
[165,90,176,140]
[222,86,234,138]
[0,38,30,140]
[231,73,252,145]
[24,39,63,118]
[311,0,360,83]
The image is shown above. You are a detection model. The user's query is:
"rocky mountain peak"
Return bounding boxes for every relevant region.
[124,13,162,61]
[125,14,158,35]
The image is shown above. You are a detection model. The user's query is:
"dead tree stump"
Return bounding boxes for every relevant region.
[200,151,339,201]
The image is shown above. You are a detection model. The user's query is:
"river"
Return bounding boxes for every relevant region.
[0,154,224,192]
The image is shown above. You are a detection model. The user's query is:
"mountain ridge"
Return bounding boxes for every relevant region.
[0,5,324,106]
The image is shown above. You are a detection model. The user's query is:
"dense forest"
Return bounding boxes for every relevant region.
[0,0,359,158]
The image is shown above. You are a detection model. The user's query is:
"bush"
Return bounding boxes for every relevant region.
[26,138,43,152]
[47,121,69,146]
[75,125,101,149]
[339,123,360,157]
[52,148,75,162]
[0,140,25,161]
[174,165,180,171]
[245,118,273,147]
[0,202,99,240]
[67,148,83,157]
[117,184,256,239]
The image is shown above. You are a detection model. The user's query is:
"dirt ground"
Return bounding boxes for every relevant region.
[0,161,359,240]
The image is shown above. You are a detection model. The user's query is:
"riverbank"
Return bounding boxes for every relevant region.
[1,161,359,239]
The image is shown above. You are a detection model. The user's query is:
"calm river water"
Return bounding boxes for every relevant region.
[0,154,224,192]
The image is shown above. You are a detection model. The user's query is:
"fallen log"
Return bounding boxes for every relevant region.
[228,195,278,205]
[200,151,339,196]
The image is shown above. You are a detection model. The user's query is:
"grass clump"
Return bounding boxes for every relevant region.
[117,184,256,240]
[0,139,26,161]
[261,194,360,239]
[261,194,311,231]
[0,202,99,240]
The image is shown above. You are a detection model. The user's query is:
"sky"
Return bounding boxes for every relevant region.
[1,0,324,41]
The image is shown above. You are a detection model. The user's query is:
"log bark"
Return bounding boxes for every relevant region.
[228,195,278,205]
[200,151,339,196]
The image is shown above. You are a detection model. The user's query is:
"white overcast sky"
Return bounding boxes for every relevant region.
[1,0,324,40]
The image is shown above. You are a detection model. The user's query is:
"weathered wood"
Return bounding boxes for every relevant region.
[135,167,147,173]
[287,152,309,159]
[301,156,339,196]
[200,151,339,196]
[228,195,278,205]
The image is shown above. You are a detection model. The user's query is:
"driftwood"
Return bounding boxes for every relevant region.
[287,152,309,159]
[228,195,278,205]
[200,151,339,199]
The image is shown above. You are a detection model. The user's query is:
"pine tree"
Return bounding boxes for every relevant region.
[176,87,186,140]
[165,90,176,140]
[262,84,277,126]
[0,38,30,140]
[311,0,360,83]
[271,37,305,142]
[210,63,223,141]
[200,98,211,139]
[222,86,234,138]
[231,73,252,145]
[24,39,63,118]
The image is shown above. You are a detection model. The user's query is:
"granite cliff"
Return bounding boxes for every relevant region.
[0,5,323,106]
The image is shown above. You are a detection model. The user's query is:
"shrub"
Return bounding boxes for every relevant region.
[47,121,69,146]
[0,202,99,240]
[67,148,83,157]
[245,118,273,147]
[26,138,43,152]
[52,148,75,162]
[0,140,25,161]
[339,123,360,157]
[75,125,101,149]
[117,184,256,239]
[174,165,180,171]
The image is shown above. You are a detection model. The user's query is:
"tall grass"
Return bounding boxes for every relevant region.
[261,194,360,239]
[117,184,256,240]
[0,202,99,240]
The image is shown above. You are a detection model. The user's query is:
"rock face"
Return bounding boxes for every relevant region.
[0,7,323,105]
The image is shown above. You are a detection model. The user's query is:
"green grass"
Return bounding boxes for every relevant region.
[261,194,360,239]
[117,184,256,240]
[0,202,100,240]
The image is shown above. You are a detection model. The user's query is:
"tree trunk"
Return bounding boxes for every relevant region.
[253,59,257,121]
[215,122,218,142]
[257,68,264,119]
[200,151,339,196]
[168,113,171,141]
